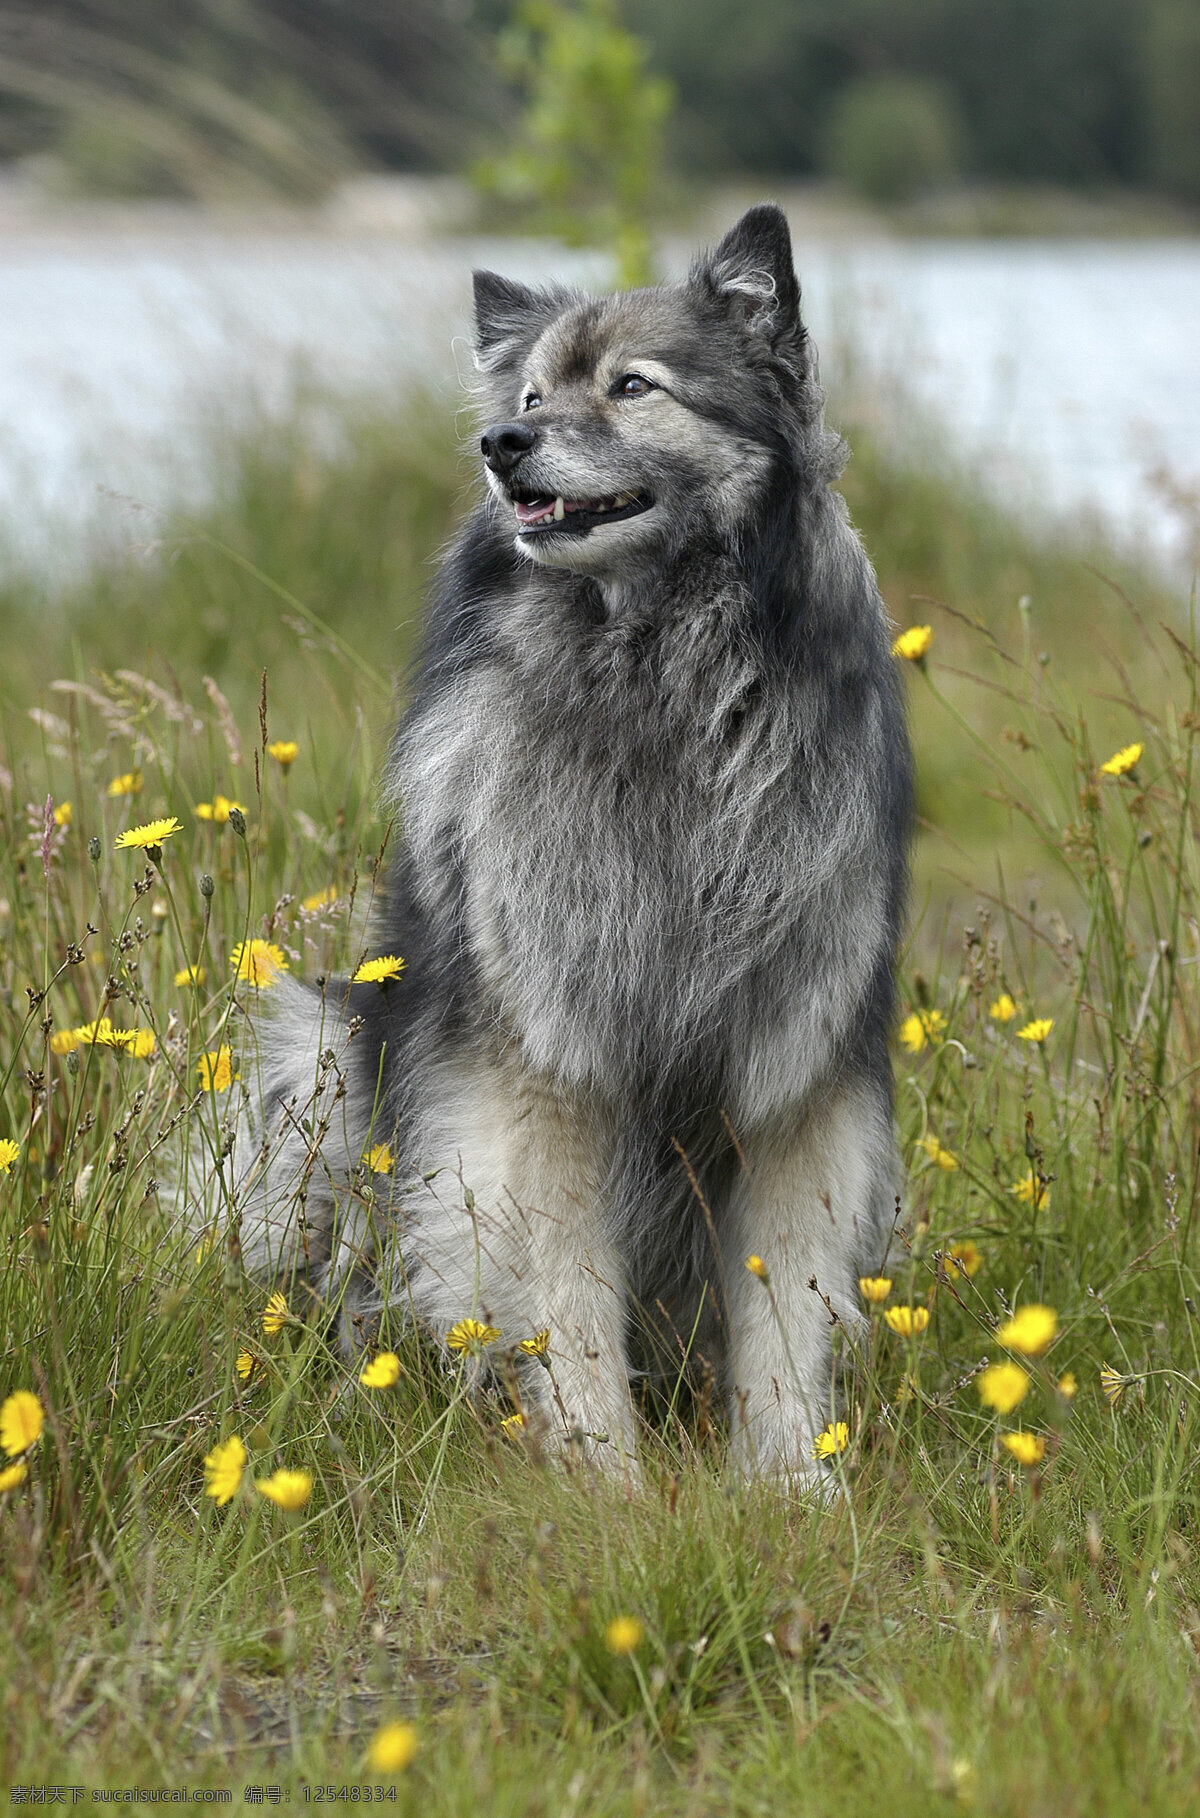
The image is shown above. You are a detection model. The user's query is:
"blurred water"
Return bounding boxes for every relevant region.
[797,238,1200,582]
[0,225,1196,583]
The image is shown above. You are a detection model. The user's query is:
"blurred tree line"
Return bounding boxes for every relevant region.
[0,0,1196,205]
[617,0,1200,201]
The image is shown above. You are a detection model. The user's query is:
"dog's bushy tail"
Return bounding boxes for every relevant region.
[175,976,372,1289]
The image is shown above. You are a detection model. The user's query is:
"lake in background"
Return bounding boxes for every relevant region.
[0,217,1196,585]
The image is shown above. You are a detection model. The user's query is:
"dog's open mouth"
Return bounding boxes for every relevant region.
[513,491,652,535]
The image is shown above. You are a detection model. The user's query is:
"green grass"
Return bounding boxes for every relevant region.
[3,391,1200,1812]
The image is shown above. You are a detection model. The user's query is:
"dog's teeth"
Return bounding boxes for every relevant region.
[613,492,632,508]
[553,496,565,521]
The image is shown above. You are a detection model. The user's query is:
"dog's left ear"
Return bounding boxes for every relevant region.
[691,204,804,363]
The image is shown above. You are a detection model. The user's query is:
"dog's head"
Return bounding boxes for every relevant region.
[471,205,824,580]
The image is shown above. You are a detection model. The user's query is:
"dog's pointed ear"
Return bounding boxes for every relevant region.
[690,204,804,361]
[473,270,575,374]
[473,271,541,354]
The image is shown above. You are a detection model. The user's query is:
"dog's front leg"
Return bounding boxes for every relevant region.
[513,1198,638,1474]
[500,1077,638,1472]
[408,1064,638,1473]
[723,1078,892,1488]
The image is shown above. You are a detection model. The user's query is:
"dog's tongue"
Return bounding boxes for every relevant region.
[515,498,557,524]
[514,496,590,524]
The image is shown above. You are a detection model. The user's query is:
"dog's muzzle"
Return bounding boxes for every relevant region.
[482,419,654,539]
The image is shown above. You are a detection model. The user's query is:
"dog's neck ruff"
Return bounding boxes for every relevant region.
[396,539,891,1119]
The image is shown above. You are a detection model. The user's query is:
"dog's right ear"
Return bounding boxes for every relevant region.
[472,271,571,374]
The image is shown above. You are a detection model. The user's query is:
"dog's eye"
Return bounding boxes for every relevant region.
[614,374,656,398]
[522,392,542,411]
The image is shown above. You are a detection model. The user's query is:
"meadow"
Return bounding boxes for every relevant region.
[2,388,1199,1813]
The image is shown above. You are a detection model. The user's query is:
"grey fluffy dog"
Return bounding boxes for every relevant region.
[212,204,912,1486]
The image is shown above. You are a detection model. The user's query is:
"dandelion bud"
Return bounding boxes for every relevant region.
[227,806,247,839]
[88,836,102,863]
[199,874,215,899]
[66,1049,79,1076]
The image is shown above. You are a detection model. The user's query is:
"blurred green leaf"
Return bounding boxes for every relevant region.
[472,0,673,286]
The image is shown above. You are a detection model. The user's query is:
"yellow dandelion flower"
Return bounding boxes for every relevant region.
[0,1460,28,1493]
[989,993,1017,1022]
[364,1143,395,1174]
[1099,742,1143,778]
[917,1133,959,1171]
[811,1419,850,1461]
[445,1317,502,1354]
[951,1761,977,1800]
[1010,1174,1051,1211]
[892,624,933,662]
[1016,1018,1053,1044]
[519,1328,552,1357]
[996,1304,1058,1356]
[500,1411,529,1439]
[267,740,299,769]
[605,1615,644,1656]
[858,1275,893,1303]
[53,801,72,828]
[1058,1372,1078,1399]
[0,1138,20,1174]
[114,817,183,853]
[899,1008,947,1053]
[197,1045,237,1092]
[262,1291,290,1336]
[359,1352,402,1389]
[93,1026,156,1058]
[195,794,245,825]
[367,1722,418,1775]
[203,1434,246,1506]
[945,1240,983,1279]
[898,1012,924,1052]
[1000,1431,1046,1467]
[745,1254,769,1281]
[235,1352,257,1382]
[49,1029,79,1055]
[352,954,406,985]
[66,1016,127,1049]
[1099,1364,1126,1407]
[107,771,143,797]
[977,1362,1030,1414]
[0,1390,45,1456]
[884,1305,931,1338]
[231,939,288,988]
[255,1468,313,1511]
[174,964,206,987]
[301,885,338,911]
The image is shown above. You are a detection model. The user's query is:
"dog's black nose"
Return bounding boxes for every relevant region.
[481,421,537,476]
